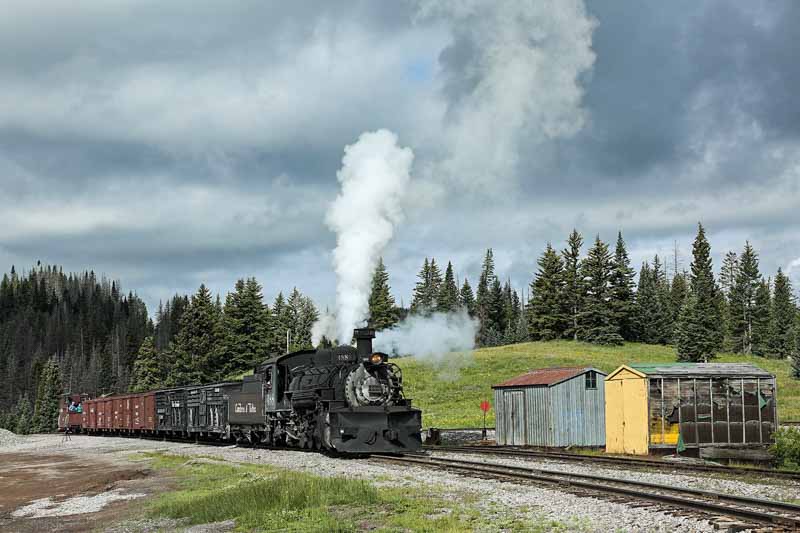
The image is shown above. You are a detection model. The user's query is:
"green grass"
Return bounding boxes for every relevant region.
[142,452,567,531]
[399,340,800,428]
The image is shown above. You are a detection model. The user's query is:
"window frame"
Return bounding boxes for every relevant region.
[585,371,597,390]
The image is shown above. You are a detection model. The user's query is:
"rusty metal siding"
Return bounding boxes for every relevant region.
[494,388,506,444]
[524,386,552,446]
[549,374,605,447]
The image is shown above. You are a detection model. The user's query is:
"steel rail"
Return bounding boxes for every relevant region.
[425,444,800,481]
[375,454,800,528]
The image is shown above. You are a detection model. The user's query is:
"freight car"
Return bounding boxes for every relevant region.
[60,328,422,455]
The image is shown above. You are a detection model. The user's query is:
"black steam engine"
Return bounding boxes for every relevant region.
[227,328,422,454]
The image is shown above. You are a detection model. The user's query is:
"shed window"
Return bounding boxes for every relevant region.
[585,371,597,390]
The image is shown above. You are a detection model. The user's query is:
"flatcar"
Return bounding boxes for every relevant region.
[60,328,422,455]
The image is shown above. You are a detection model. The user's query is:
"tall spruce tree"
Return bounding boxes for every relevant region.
[610,232,637,341]
[268,292,292,355]
[729,242,762,354]
[676,223,720,361]
[719,251,739,297]
[218,278,271,376]
[526,243,566,340]
[437,262,460,313]
[14,396,32,435]
[577,236,623,345]
[561,230,584,341]
[130,337,161,392]
[368,258,397,329]
[172,284,223,385]
[751,279,773,357]
[410,258,441,315]
[669,272,689,328]
[459,278,476,317]
[635,261,669,344]
[476,249,501,345]
[770,269,796,359]
[32,360,61,432]
[675,294,710,361]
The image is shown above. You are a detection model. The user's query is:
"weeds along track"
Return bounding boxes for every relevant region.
[425,445,800,481]
[375,454,800,530]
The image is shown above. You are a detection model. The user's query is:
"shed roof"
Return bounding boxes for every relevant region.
[626,362,773,379]
[492,366,605,389]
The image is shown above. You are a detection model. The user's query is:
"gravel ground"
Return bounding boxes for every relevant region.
[1,434,719,532]
[0,428,24,446]
[11,490,146,519]
[428,450,800,503]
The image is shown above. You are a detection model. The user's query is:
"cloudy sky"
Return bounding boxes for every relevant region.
[1,0,799,313]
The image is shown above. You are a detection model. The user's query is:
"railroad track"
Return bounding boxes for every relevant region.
[425,444,800,481]
[374,454,800,530]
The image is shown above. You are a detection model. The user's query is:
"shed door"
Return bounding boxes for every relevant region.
[503,390,526,446]
[622,379,649,454]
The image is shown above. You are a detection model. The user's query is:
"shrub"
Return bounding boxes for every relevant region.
[771,427,800,470]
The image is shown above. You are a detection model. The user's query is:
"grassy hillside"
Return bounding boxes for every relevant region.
[399,341,800,428]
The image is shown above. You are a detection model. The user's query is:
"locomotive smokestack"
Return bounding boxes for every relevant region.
[354,328,375,358]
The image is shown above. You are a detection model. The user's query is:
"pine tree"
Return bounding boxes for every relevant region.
[32,360,61,432]
[410,258,439,315]
[219,278,272,375]
[751,279,773,357]
[609,232,637,341]
[459,278,476,316]
[677,223,720,361]
[267,292,293,355]
[130,337,161,392]
[675,294,711,362]
[719,251,739,297]
[476,249,501,345]
[172,284,223,385]
[295,295,318,350]
[729,242,761,354]
[526,243,566,340]
[669,272,689,329]
[561,230,584,341]
[368,258,397,329]
[635,261,669,344]
[14,396,32,435]
[577,236,623,345]
[770,268,796,359]
[437,262,459,313]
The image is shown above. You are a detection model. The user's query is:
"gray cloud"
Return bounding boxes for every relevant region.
[1,0,799,313]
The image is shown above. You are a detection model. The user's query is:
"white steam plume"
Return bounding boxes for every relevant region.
[374,311,479,361]
[324,129,414,343]
[415,0,596,191]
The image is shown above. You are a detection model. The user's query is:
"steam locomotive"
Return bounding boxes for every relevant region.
[60,328,422,455]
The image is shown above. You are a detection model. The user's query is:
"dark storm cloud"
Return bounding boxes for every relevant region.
[1,0,798,312]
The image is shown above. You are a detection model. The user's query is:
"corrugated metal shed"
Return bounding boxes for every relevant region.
[605,363,778,455]
[492,367,607,447]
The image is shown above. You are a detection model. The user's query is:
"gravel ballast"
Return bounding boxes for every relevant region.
[429,450,800,503]
[0,434,724,532]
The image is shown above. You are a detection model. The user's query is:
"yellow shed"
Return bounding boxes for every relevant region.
[604,365,649,454]
[605,363,778,456]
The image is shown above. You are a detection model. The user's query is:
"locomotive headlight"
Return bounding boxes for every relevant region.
[369,353,383,365]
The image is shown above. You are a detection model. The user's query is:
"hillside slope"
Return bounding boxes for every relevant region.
[399,341,800,428]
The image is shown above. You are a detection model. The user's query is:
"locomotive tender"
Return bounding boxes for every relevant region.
[60,328,422,454]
